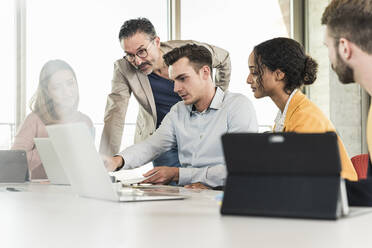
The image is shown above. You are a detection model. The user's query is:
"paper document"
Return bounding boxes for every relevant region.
[109,163,155,184]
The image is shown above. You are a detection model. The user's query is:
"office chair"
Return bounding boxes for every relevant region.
[346,154,372,206]
[351,154,369,180]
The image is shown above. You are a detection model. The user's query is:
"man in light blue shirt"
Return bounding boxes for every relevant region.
[106,44,258,188]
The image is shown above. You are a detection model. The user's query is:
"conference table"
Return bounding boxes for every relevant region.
[0,183,371,248]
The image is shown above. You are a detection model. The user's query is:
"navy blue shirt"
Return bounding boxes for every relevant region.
[148,73,182,128]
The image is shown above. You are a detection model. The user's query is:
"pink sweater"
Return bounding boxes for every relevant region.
[11,112,93,180]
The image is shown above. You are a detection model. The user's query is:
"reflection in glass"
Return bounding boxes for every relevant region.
[12,60,94,180]
[181,0,291,129]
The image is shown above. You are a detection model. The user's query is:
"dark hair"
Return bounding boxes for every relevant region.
[253,37,318,94]
[163,44,213,74]
[118,17,157,41]
[321,0,372,54]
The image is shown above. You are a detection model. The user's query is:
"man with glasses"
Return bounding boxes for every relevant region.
[100,18,231,169]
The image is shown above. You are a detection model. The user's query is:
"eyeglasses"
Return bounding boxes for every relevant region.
[124,39,154,63]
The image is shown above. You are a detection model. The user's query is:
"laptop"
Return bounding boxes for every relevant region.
[34,138,69,185]
[221,132,349,220]
[0,150,28,183]
[46,123,187,202]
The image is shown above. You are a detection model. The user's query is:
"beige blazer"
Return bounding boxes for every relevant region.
[99,40,231,156]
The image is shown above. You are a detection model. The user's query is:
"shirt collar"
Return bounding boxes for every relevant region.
[186,87,225,114]
[274,89,298,132]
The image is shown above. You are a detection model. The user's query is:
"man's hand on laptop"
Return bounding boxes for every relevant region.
[102,155,124,172]
[142,166,179,184]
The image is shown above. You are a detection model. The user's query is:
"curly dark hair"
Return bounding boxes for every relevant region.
[253,37,318,94]
[163,44,212,74]
[118,17,157,41]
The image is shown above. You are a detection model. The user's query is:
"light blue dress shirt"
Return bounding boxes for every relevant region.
[119,87,258,187]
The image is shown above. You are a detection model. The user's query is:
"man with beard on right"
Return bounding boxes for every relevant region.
[322,0,372,206]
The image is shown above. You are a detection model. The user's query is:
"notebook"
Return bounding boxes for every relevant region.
[46,123,187,202]
[221,132,349,220]
[109,163,156,185]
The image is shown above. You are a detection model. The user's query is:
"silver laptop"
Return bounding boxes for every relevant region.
[0,150,28,183]
[46,123,187,202]
[34,138,69,185]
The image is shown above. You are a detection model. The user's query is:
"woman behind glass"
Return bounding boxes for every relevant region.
[246,37,357,181]
[12,60,93,180]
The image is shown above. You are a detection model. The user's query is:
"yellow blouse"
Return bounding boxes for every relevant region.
[275,90,358,181]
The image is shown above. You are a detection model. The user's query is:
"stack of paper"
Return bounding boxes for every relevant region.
[108,163,154,184]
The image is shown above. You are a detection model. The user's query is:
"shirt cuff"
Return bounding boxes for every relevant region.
[117,150,135,169]
[113,154,124,171]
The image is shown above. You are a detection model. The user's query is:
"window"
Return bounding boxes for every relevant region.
[0,0,15,149]
[181,0,291,131]
[26,0,168,149]
[13,0,291,149]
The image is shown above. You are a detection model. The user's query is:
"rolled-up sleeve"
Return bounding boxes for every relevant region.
[178,164,227,187]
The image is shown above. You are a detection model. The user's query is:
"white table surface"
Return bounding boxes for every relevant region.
[0,183,371,248]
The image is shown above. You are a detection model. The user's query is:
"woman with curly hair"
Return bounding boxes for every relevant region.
[246,37,357,181]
